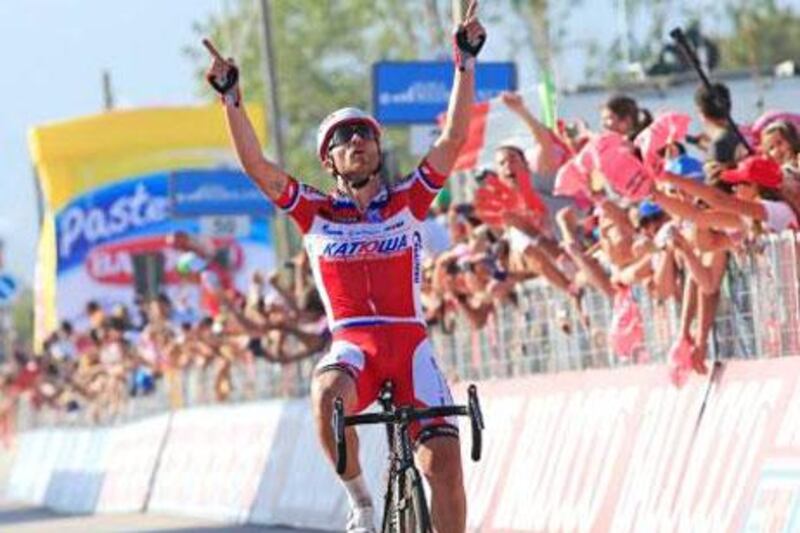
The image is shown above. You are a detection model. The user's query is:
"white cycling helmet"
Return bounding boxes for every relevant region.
[316,107,382,162]
[496,137,530,159]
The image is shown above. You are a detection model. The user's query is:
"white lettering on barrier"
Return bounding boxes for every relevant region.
[612,379,781,533]
[492,386,638,532]
[9,359,800,530]
[148,404,282,522]
[96,414,169,513]
[6,430,48,503]
[44,428,109,514]
[776,380,800,447]
[462,395,526,530]
[741,459,800,531]
[275,402,343,520]
[611,385,701,532]
[675,379,780,533]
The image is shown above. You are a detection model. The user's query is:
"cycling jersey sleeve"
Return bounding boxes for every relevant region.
[405,159,449,221]
[274,176,326,234]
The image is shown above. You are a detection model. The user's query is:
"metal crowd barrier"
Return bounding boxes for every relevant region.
[14,232,800,430]
[429,231,800,382]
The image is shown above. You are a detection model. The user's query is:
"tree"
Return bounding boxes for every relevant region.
[508,0,584,78]
[717,0,800,70]
[187,0,436,190]
[10,288,33,353]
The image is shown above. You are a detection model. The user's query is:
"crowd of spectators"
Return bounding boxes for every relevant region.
[0,248,329,436]
[4,79,800,437]
[418,84,800,385]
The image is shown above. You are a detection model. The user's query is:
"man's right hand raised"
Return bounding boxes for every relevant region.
[203,38,241,107]
[202,37,289,203]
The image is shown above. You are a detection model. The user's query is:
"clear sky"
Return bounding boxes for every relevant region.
[0,0,613,285]
[0,0,225,282]
[1,0,798,286]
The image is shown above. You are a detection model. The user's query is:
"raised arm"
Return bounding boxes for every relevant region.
[499,91,558,174]
[426,0,486,176]
[658,172,766,221]
[203,39,290,201]
[652,190,745,232]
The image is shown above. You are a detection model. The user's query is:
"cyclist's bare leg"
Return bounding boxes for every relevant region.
[311,369,362,480]
[415,436,466,533]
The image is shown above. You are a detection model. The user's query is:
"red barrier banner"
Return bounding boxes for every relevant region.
[457,356,800,532]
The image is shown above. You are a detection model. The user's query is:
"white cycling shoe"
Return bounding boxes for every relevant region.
[346,504,376,533]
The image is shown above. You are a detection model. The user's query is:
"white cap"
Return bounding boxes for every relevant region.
[316,107,381,161]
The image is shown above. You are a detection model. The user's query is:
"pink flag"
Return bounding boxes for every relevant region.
[598,142,653,202]
[608,286,648,361]
[554,132,653,202]
[634,112,691,173]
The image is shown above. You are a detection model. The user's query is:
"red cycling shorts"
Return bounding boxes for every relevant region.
[315,322,458,444]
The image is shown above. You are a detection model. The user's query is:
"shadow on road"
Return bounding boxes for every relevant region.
[140,526,320,533]
[0,503,87,526]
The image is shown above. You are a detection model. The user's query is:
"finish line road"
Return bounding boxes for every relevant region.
[0,501,326,533]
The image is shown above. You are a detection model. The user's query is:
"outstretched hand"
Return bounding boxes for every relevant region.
[458,0,485,45]
[453,0,486,71]
[499,91,526,115]
[203,38,240,105]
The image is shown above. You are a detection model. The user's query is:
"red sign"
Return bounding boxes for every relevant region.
[85,235,243,285]
[453,356,800,532]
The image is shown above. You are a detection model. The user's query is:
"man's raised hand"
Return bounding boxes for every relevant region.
[499,91,527,115]
[203,38,240,106]
[454,0,486,71]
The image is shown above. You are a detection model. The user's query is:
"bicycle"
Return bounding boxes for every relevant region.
[333,381,484,533]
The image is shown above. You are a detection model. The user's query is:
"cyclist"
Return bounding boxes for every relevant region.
[204,2,486,531]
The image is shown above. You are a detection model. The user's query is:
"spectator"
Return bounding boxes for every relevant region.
[601,94,653,141]
[760,120,800,219]
[657,156,799,234]
[86,300,105,332]
[694,82,747,175]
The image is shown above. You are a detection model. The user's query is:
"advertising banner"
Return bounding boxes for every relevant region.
[169,168,275,218]
[8,356,800,529]
[373,61,517,124]
[29,105,268,338]
[53,170,273,324]
[454,356,800,532]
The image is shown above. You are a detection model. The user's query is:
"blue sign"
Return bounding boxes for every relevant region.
[169,168,275,217]
[373,61,517,125]
[55,172,273,274]
[0,273,18,304]
[56,173,173,271]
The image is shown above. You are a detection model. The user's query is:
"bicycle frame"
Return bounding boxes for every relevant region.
[377,383,431,531]
[333,381,484,532]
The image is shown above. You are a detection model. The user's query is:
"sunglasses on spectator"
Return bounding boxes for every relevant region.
[328,122,377,150]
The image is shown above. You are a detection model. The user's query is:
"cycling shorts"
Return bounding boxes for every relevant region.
[315,322,458,444]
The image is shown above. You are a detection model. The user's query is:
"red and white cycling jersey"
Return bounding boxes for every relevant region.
[274,160,446,332]
[275,160,457,439]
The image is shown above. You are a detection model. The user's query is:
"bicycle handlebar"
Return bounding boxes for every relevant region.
[344,405,468,426]
[332,384,484,475]
[467,384,484,461]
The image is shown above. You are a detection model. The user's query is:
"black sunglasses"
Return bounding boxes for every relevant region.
[328,122,376,150]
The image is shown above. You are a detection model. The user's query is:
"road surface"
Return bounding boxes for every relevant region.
[0,500,325,532]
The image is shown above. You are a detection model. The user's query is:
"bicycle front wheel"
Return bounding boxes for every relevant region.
[393,467,432,533]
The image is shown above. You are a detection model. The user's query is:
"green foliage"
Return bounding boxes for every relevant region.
[717,0,800,70]
[508,0,584,73]
[11,288,33,352]
[187,0,435,190]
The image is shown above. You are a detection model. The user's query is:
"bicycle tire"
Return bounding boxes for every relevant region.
[383,467,427,533]
[409,467,433,533]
